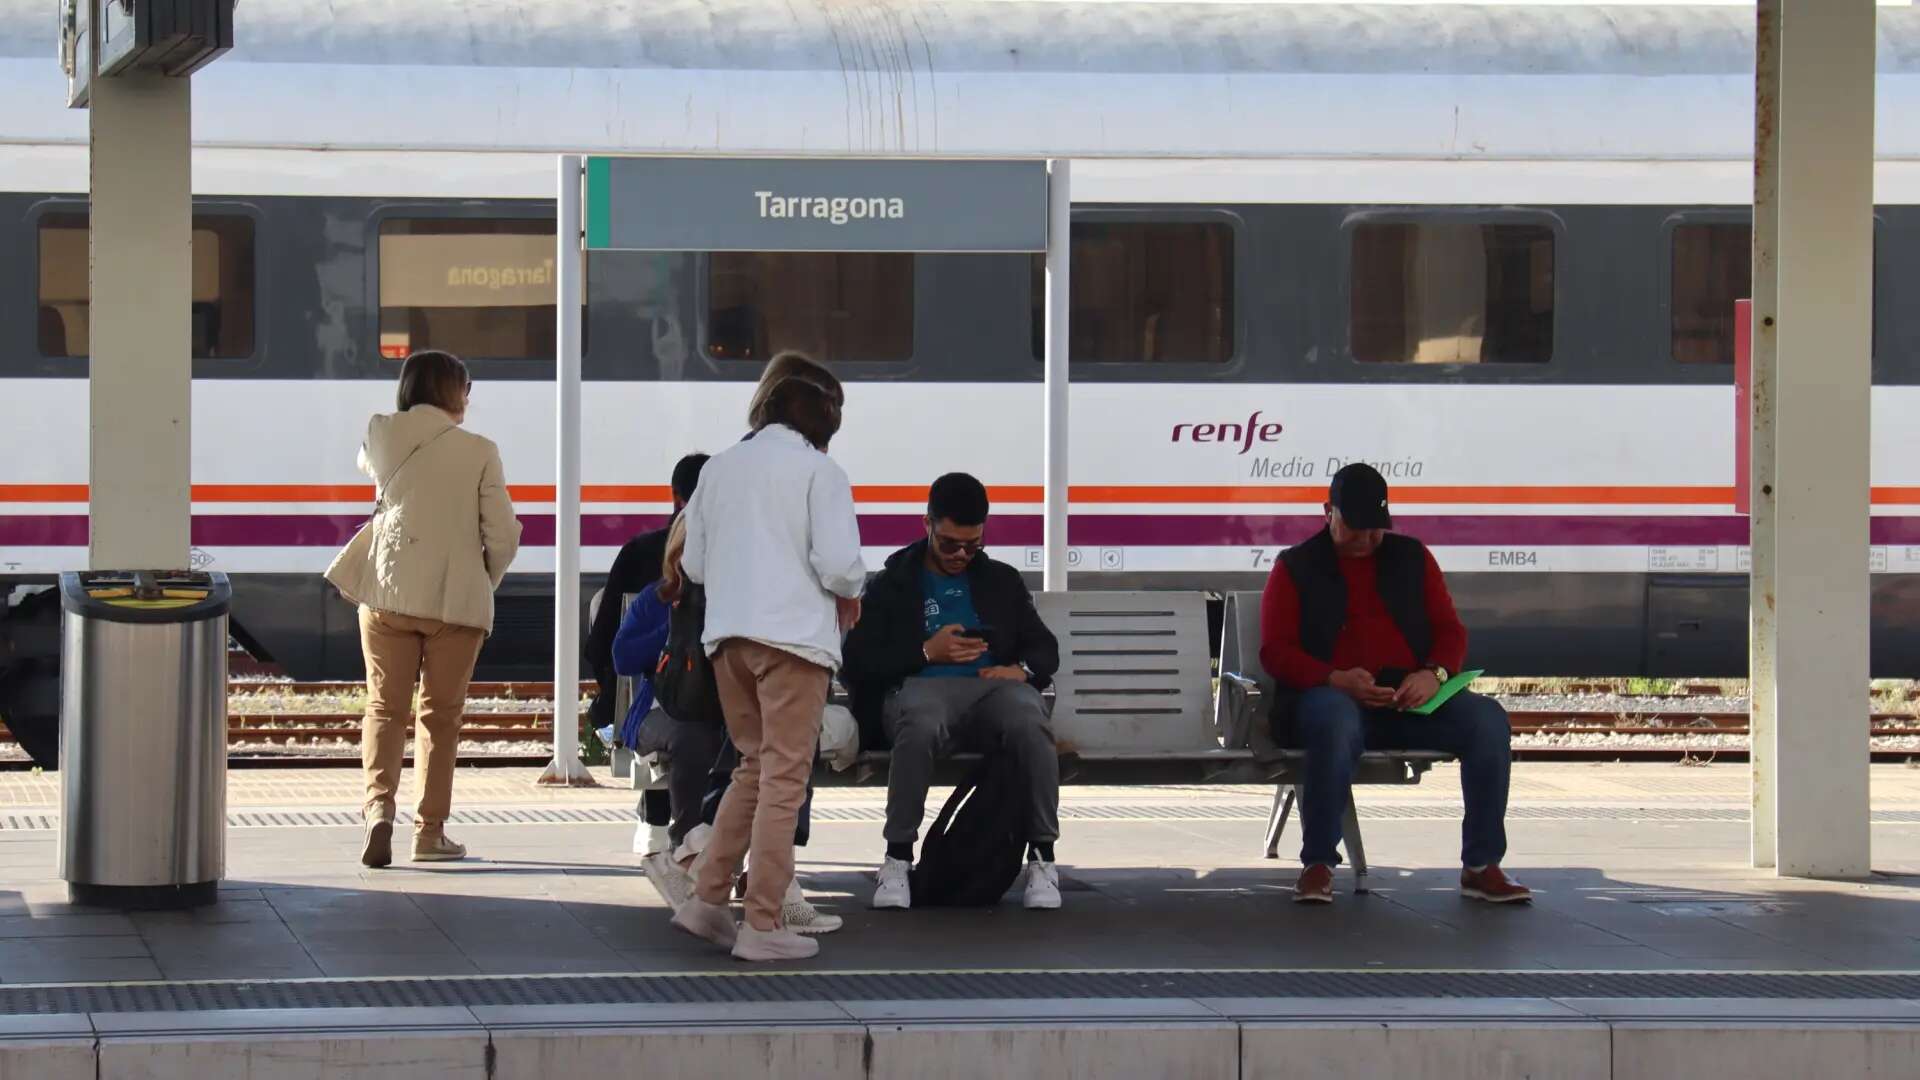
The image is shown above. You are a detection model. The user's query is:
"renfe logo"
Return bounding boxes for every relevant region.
[1171,411,1284,455]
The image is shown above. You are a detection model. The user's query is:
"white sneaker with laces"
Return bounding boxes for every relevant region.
[872,857,912,910]
[670,897,738,949]
[1023,859,1062,910]
[732,924,819,962]
[782,877,843,934]
[643,851,695,911]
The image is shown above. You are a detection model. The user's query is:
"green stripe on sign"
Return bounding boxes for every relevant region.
[585,157,612,250]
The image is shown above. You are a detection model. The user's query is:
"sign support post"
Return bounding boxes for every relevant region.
[540,154,592,787]
[556,154,1048,786]
[1043,159,1071,593]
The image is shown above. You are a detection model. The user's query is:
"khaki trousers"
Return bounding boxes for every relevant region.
[693,640,829,931]
[359,607,486,832]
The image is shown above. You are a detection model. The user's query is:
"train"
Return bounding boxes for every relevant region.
[3,2,1920,757]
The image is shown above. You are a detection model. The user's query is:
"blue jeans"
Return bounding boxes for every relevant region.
[1294,687,1511,869]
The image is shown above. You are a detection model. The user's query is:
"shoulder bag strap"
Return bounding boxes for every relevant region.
[371,427,454,513]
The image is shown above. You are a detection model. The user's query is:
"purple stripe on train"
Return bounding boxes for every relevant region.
[9,513,1920,549]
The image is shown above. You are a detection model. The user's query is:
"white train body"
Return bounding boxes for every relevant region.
[0,1,1916,678]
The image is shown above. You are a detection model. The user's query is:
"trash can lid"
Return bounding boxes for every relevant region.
[59,571,232,624]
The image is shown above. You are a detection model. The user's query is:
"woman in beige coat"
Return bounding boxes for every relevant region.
[325,350,522,868]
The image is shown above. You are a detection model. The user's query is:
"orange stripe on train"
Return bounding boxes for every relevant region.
[4,483,1917,507]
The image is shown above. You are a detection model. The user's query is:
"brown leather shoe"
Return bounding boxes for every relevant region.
[1293,863,1335,904]
[1461,865,1532,903]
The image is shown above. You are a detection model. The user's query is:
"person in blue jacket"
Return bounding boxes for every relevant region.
[612,517,727,911]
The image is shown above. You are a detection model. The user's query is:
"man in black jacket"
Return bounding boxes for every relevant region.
[585,453,708,736]
[842,473,1063,911]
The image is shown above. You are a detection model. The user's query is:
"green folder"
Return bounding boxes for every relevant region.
[1406,669,1484,715]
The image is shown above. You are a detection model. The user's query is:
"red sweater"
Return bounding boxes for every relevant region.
[1259,548,1469,691]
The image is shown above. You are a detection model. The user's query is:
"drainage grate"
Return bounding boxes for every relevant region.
[0,969,1915,1016]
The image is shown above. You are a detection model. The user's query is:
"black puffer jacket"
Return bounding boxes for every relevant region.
[841,540,1059,747]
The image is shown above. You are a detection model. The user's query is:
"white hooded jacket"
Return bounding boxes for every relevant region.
[324,405,522,633]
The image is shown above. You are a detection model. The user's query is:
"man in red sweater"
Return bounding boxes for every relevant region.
[1260,463,1529,905]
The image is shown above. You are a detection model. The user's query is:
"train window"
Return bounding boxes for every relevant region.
[37,213,257,359]
[1672,223,1751,365]
[378,218,561,362]
[1029,222,1235,364]
[1349,222,1555,364]
[706,253,913,364]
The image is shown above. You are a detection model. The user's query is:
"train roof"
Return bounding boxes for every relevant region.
[3,1,1917,159]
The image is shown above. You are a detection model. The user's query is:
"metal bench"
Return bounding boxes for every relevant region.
[607,587,1448,889]
[821,590,1259,788]
[1216,590,1454,888]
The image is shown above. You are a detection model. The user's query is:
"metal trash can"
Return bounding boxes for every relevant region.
[58,571,229,908]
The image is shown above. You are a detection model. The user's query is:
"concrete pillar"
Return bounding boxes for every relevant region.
[1756,0,1875,877]
[88,73,192,570]
[1748,0,1781,871]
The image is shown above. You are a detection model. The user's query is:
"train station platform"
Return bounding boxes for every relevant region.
[0,762,1916,1077]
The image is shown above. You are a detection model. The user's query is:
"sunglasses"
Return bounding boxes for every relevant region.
[932,534,984,556]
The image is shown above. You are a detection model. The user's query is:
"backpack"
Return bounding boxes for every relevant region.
[909,751,1029,907]
[653,582,726,726]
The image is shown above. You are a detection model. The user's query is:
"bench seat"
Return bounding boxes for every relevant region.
[607,587,1456,882]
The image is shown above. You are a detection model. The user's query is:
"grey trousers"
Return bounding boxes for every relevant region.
[666,718,729,846]
[882,677,1060,847]
[635,715,730,848]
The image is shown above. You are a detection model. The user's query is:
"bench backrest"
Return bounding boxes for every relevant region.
[1033,590,1217,753]
[1221,590,1274,699]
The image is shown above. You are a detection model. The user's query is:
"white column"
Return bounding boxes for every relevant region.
[1748,0,1781,870]
[540,154,592,787]
[1042,159,1071,592]
[1762,0,1875,876]
[88,73,191,570]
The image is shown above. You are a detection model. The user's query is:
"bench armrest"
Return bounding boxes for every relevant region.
[1215,671,1261,750]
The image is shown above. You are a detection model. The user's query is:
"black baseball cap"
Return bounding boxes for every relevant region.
[1329,463,1392,530]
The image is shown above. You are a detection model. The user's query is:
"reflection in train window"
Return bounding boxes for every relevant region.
[1030,222,1235,364]
[1350,222,1555,364]
[378,218,562,362]
[1672,223,1751,365]
[706,253,914,364]
[37,213,257,359]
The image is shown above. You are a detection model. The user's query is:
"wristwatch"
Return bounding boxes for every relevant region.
[1425,664,1450,682]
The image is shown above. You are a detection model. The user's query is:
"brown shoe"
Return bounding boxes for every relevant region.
[360,821,393,869]
[1461,865,1532,903]
[412,831,468,862]
[1293,863,1335,904]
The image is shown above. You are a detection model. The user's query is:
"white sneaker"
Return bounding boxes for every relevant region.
[1023,860,1062,910]
[669,897,738,949]
[782,877,843,935]
[676,824,712,865]
[643,851,695,911]
[872,857,912,910]
[732,924,820,962]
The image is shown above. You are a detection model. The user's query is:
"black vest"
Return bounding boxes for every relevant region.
[1268,528,1434,744]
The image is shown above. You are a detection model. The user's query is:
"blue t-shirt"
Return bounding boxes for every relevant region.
[921,567,990,677]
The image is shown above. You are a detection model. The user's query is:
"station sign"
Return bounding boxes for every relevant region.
[585,157,1049,253]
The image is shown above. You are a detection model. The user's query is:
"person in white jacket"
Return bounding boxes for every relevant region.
[670,375,866,962]
[325,350,522,869]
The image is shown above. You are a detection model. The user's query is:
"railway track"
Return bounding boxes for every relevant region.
[4,681,1916,766]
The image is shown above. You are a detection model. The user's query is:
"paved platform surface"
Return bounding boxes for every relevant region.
[0,763,1915,985]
